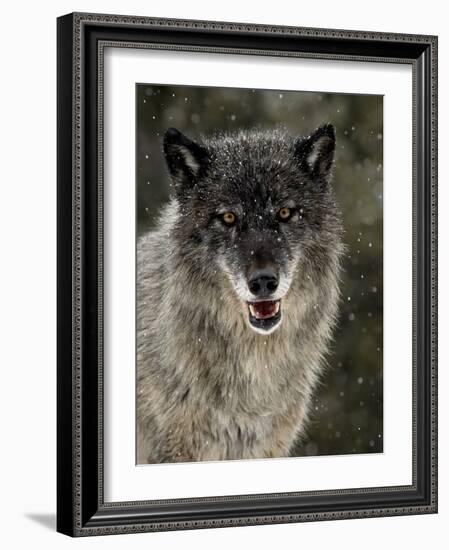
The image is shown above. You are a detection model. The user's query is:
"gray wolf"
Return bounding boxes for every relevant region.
[137,124,344,463]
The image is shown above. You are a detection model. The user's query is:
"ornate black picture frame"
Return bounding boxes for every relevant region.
[57,12,438,536]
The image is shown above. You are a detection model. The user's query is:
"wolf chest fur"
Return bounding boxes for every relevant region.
[137,124,344,463]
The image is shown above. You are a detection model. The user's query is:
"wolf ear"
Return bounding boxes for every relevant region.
[295,124,336,180]
[163,128,210,189]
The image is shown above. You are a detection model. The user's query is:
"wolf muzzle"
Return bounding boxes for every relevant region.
[246,266,282,333]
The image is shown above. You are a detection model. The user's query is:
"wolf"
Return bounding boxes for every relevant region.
[137,124,344,463]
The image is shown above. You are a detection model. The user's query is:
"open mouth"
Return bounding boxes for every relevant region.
[247,300,282,333]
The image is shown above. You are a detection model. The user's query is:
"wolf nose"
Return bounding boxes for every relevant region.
[248,269,279,297]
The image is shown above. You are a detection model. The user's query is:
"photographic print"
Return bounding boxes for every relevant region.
[136,84,383,464]
[57,13,437,535]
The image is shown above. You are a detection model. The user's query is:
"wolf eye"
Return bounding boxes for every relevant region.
[278,207,292,221]
[222,212,236,225]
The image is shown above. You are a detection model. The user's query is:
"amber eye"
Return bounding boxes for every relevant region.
[278,207,292,221]
[222,212,236,225]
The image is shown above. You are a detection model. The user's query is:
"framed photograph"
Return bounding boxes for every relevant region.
[57,12,438,536]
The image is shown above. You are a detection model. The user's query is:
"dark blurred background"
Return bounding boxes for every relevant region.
[136,84,383,457]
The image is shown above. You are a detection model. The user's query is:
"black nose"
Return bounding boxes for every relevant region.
[248,269,279,297]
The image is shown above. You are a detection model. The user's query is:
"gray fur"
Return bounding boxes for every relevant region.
[137,125,344,463]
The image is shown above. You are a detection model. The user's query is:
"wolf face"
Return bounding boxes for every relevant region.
[163,125,339,335]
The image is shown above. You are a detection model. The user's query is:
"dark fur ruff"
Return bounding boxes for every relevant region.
[137,125,344,463]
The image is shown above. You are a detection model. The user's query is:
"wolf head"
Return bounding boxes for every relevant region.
[163,125,341,335]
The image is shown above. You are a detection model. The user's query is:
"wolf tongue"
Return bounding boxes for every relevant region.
[251,301,276,319]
